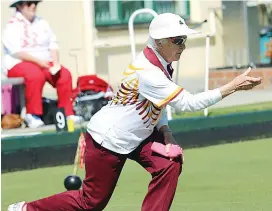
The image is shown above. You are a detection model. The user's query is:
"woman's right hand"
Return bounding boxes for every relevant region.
[38,60,51,69]
[232,67,262,91]
[219,67,262,98]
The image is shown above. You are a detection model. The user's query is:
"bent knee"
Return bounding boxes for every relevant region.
[57,67,72,84]
[81,188,112,210]
[83,196,109,210]
[30,71,46,82]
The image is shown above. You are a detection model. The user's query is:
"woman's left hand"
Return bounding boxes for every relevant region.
[163,131,184,163]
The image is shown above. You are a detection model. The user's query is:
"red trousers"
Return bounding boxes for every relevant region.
[27,130,182,211]
[8,61,74,116]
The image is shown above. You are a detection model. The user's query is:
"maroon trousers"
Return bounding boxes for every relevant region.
[27,130,182,211]
[8,61,74,116]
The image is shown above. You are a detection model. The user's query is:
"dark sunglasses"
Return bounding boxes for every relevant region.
[23,1,40,6]
[169,36,187,45]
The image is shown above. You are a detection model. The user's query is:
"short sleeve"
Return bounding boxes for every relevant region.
[2,22,22,54]
[138,69,183,108]
[156,108,168,130]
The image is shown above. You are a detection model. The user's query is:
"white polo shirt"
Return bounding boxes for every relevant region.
[2,12,58,73]
[87,47,222,154]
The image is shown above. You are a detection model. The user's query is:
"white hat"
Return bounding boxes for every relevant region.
[10,0,42,7]
[10,0,21,7]
[149,13,200,39]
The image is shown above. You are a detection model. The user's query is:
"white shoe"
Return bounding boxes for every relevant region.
[67,115,84,124]
[8,201,26,211]
[24,114,44,128]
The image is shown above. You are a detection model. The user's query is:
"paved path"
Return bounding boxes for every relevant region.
[1,122,88,138]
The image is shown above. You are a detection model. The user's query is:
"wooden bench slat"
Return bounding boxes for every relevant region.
[1,78,25,86]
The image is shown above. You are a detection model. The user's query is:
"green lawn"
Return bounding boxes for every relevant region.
[2,138,272,211]
[173,101,272,119]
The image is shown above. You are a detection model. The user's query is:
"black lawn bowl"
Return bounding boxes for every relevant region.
[64,175,82,190]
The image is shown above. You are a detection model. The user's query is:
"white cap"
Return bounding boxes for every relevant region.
[10,0,42,7]
[10,0,21,7]
[149,13,200,39]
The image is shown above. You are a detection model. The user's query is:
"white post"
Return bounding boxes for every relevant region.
[128,9,174,120]
[204,35,210,117]
[129,9,158,60]
[83,0,96,74]
[203,9,217,117]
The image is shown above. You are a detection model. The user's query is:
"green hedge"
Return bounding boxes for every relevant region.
[2,110,272,153]
[170,110,272,133]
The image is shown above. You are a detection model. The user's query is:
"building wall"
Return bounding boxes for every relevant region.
[209,67,272,90]
[95,0,225,93]
[1,0,225,98]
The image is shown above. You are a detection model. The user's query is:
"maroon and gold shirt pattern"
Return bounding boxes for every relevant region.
[110,64,162,128]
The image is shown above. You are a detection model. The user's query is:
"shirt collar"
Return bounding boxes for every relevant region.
[143,47,172,80]
[152,49,174,78]
[146,37,170,71]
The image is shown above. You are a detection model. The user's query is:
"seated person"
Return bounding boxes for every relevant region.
[2,0,83,128]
